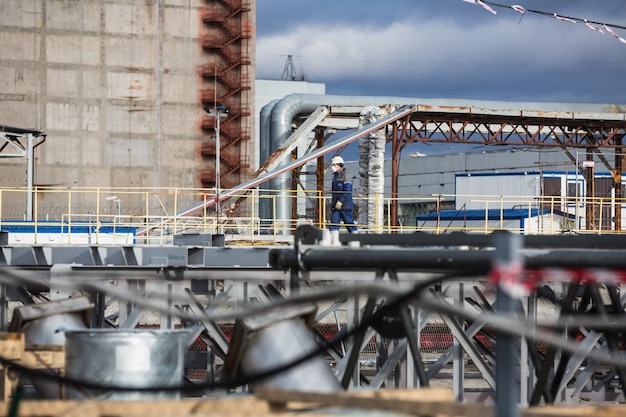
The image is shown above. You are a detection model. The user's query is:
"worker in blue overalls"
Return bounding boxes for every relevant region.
[329,156,358,233]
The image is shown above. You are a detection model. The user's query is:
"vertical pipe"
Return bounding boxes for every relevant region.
[95,189,102,243]
[391,123,400,231]
[484,203,489,235]
[173,188,178,236]
[251,189,256,243]
[291,149,298,233]
[575,150,580,230]
[272,195,277,241]
[585,150,595,230]
[614,143,623,231]
[550,197,555,234]
[144,191,149,244]
[66,191,71,244]
[0,286,6,332]
[203,193,208,234]
[316,128,325,228]
[26,133,34,221]
[493,231,522,417]
[216,111,221,220]
[435,195,441,235]
[452,282,465,401]
[359,106,387,233]
[386,198,391,233]
[613,141,624,230]
[599,197,604,234]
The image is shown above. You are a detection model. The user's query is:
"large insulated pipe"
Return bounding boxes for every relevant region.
[259,99,280,231]
[266,94,493,228]
[137,106,416,236]
[265,94,626,228]
[265,92,611,157]
[358,106,389,232]
[268,95,422,223]
[260,99,280,165]
[138,95,623,237]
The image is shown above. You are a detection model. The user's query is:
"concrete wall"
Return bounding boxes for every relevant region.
[0,0,255,212]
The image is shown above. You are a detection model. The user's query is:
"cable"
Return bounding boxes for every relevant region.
[5,271,626,396]
[417,294,626,368]
[0,274,450,395]
[464,1,626,44]
[480,1,626,31]
[3,265,626,396]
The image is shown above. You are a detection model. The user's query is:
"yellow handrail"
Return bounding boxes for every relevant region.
[0,186,625,245]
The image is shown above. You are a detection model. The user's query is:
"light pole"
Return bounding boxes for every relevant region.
[204,106,229,223]
[106,196,121,238]
[105,195,121,217]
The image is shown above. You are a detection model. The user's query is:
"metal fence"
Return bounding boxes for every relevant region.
[1,186,626,245]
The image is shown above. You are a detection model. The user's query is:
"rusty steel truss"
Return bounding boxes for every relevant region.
[383,105,626,229]
[393,109,626,148]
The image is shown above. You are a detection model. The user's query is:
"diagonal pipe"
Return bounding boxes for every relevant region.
[137,105,417,236]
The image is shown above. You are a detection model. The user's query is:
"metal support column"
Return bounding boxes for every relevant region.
[0,285,6,332]
[614,144,624,231]
[585,150,596,230]
[452,282,465,401]
[493,232,522,417]
[26,133,34,220]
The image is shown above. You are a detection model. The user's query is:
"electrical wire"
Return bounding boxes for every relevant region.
[2,270,626,396]
[0,266,415,324]
[478,1,626,31]
[0,273,449,394]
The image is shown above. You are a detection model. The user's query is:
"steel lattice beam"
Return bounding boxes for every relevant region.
[393,110,626,148]
[381,108,626,228]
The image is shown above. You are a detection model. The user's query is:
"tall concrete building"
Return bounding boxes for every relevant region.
[0,0,255,213]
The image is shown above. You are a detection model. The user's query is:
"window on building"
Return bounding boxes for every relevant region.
[567,181,582,204]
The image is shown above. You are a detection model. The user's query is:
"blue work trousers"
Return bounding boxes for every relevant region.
[330,209,357,233]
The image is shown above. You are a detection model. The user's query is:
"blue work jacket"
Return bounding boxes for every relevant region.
[331,168,354,210]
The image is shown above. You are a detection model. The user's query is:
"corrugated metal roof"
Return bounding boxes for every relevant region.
[416,208,574,221]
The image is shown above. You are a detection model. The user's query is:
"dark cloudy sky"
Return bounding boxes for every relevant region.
[256,0,626,104]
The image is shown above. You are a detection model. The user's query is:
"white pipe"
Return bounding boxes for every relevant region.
[358,106,388,232]
[26,133,34,221]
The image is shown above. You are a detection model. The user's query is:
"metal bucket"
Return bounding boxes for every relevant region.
[64,329,187,400]
[22,313,87,399]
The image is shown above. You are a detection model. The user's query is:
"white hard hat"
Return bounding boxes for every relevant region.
[331,156,344,165]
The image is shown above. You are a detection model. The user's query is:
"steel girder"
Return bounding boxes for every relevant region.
[394,112,626,148]
[3,228,626,403]
[273,226,626,404]
[383,109,626,228]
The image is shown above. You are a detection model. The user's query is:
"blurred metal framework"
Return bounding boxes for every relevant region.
[2,226,626,407]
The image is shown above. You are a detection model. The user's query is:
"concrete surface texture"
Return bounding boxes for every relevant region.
[0,0,255,198]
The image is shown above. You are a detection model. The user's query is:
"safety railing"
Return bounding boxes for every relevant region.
[1,186,626,245]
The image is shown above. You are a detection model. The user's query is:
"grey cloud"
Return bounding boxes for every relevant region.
[257,1,626,103]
